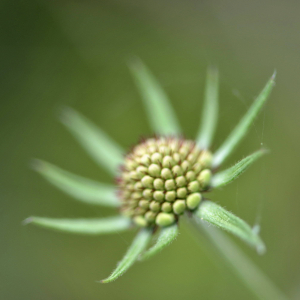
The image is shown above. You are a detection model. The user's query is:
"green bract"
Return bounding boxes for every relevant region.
[26,60,275,284]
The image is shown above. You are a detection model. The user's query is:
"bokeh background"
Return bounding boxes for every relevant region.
[1,0,300,299]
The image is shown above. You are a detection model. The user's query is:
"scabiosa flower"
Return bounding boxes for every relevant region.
[25,60,275,283]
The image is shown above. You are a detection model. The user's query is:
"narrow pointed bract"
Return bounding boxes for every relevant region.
[129,59,181,135]
[212,73,275,168]
[32,159,119,207]
[101,228,152,283]
[24,216,132,235]
[194,201,265,254]
[196,67,219,149]
[139,223,178,261]
[201,226,289,300]
[60,107,124,176]
[211,149,267,188]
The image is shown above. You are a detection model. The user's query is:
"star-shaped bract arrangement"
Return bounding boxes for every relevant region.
[25,60,275,283]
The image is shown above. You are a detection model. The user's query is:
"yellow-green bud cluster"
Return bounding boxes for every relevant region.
[117,137,212,228]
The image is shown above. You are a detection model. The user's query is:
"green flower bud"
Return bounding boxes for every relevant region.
[122,172,131,182]
[141,175,154,188]
[186,170,196,181]
[151,152,162,164]
[179,147,189,159]
[134,181,143,190]
[161,202,172,213]
[135,206,146,215]
[163,156,175,168]
[177,187,187,198]
[150,201,161,212]
[192,162,202,173]
[172,165,183,176]
[140,154,151,166]
[181,160,190,172]
[147,138,156,146]
[142,189,153,199]
[153,178,164,190]
[173,200,186,214]
[156,213,175,227]
[186,193,202,210]
[148,164,161,177]
[128,199,138,206]
[136,165,148,176]
[188,181,200,193]
[139,199,150,209]
[165,179,176,190]
[150,146,159,154]
[123,190,131,198]
[173,153,181,163]
[130,171,139,180]
[136,147,147,156]
[198,169,212,189]
[187,153,197,164]
[165,191,176,202]
[175,176,187,187]
[199,150,213,168]
[132,191,142,199]
[159,146,170,155]
[145,211,157,223]
[125,159,138,170]
[161,168,173,179]
[153,191,164,202]
[169,140,179,152]
[133,216,148,227]
[126,183,134,191]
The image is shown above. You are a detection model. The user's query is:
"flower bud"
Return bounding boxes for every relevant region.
[141,176,154,188]
[153,191,164,202]
[142,189,153,199]
[163,156,175,168]
[153,178,164,190]
[156,213,175,227]
[139,199,150,209]
[145,211,157,222]
[165,179,176,190]
[148,164,161,177]
[151,152,163,164]
[186,170,196,181]
[150,201,161,212]
[181,161,190,172]
[199,150,212,168]
[136,166,148,178]
[173,200,186,214]
[186,193,202,210]
[161,168,173,179]
[118,137,212,227]
[188,181,200,193]
[172,165,183,176]
[175,176,187,187]
[133,216,148,227]
[161,202,172,213]
[177,187,187,198]
[198,169,212,189]
[140,154,151,166]
[165,191,176,202]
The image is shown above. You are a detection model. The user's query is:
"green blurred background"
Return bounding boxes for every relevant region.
[1,0,300,299]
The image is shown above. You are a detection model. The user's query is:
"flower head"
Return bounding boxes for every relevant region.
[25,59,275,283]
[119,137,212,227]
